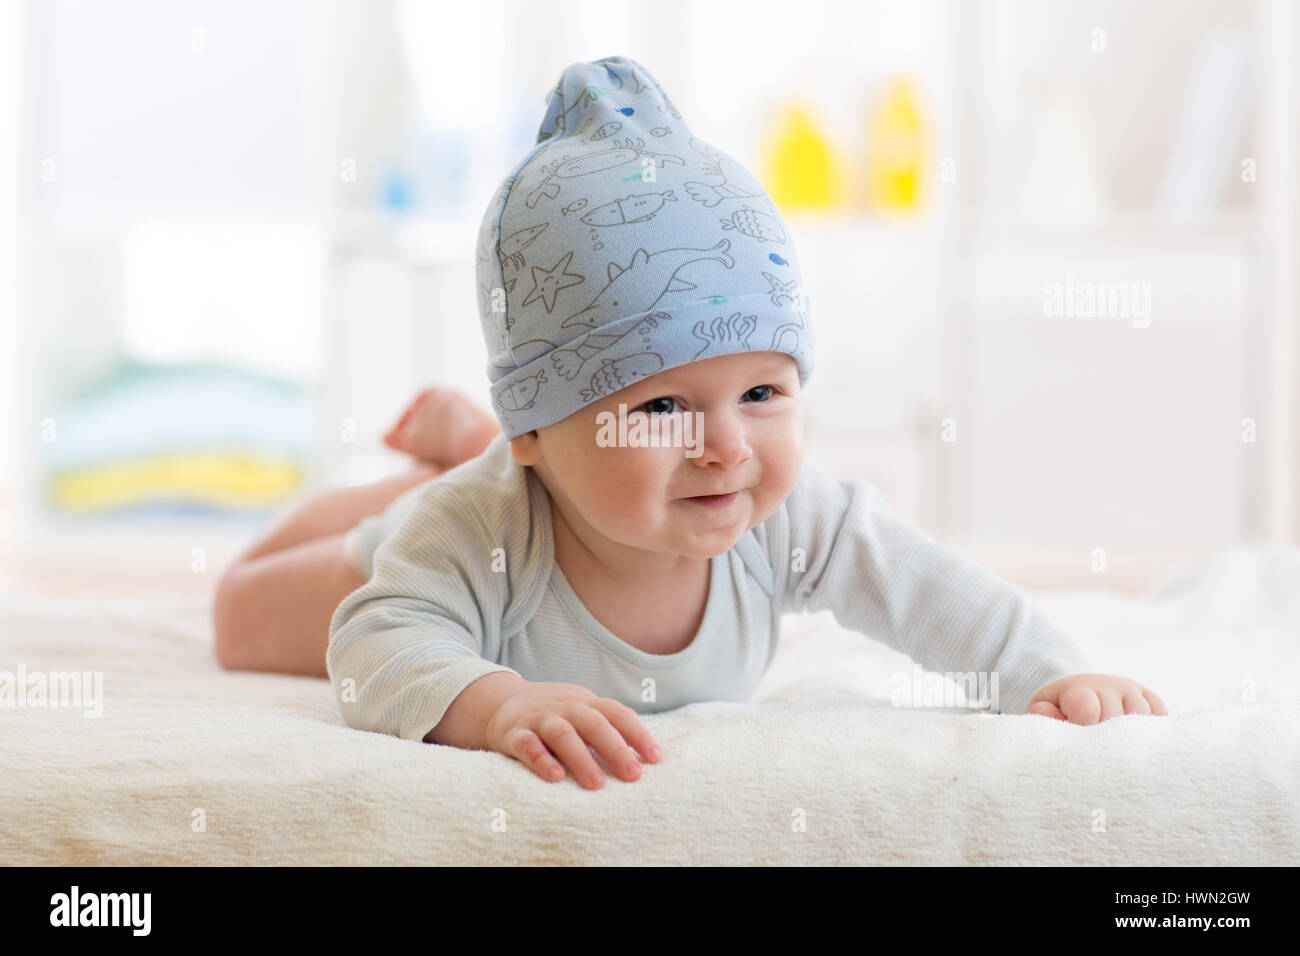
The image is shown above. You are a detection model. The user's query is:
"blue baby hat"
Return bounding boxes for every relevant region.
[474,55,814,440]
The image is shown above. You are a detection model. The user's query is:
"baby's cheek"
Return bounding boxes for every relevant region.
[592,467,654,521]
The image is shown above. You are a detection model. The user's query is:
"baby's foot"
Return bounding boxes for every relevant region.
[383,387,501,468]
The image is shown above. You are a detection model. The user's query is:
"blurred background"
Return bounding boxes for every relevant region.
[0,0,1295,597]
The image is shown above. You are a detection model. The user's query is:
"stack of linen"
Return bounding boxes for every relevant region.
[43,357,314,516]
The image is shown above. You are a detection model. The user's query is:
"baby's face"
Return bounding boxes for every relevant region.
[512,351,803,562]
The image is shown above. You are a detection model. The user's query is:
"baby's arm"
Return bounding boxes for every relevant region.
[326,480,524,742]
[327,479,661,786]
[780,457,1161,720]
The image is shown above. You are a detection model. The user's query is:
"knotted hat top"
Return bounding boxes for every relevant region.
[474,55,814,440]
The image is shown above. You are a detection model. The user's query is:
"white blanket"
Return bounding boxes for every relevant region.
[3,546,1298,865]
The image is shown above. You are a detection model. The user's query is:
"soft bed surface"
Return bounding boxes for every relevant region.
[3,547,1298,865]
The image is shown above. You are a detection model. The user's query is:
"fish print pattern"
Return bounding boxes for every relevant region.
[551,310,673,381]
[579,118,623,143]
[579,353,665,403]
[581,190,677,227]
[525,142,687,210]
[719,205,787,244]
[498,223,548,271]
[497,369,548,411]
[476,56,812,436]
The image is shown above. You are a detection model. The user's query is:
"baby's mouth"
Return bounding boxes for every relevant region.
[682,491,738,508]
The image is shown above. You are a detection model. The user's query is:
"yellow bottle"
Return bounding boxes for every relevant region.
[865,78,926,212]
[763,102,838,209]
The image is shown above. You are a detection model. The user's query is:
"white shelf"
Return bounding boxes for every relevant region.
[7,0,1296,597]
[957,208,1262,245]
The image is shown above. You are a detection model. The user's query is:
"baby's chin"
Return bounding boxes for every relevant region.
[667,526,752,560]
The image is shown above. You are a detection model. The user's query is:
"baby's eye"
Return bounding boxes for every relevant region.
[742,384,776,403]
[641,396,677,415]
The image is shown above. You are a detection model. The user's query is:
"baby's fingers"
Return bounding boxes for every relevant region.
[569,707,643,782]
[1059,685,1102,725]
[1027,699,1066,720]
[505,727,566,783]
[537,715,606,789]
[592,699,663,763]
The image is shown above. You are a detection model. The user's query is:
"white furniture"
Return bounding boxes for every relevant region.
[8,0,1297,593]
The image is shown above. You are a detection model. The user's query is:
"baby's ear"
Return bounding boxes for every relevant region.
[508,433,542,466]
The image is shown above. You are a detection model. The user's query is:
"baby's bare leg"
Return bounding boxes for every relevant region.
[213,532,364,678]
[213,463,443,677]
[231,463,444,565]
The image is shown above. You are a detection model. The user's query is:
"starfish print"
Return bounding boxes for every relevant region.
[762,271,800,308]
[522,251,585,313]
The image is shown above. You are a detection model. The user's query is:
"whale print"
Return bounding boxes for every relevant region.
[719,206,787,243]
[481,56,813,431]
[551,310,673,381]
[559,239,734,329]
[691,312,758,361]
[497,369,549,411]
[581,190,677,227]
[579,352,664,403]
[521,250,585,313]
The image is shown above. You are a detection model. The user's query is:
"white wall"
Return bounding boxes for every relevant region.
[0,0,18,489]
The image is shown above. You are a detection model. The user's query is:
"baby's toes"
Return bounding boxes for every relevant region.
[1123,691,1152,716]
[1141,687,1169,716]
[384,390,435,448]
[384,394,420,435]
[1097,690,1127,722]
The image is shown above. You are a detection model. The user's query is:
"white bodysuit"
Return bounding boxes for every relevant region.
[330,433,1088,742]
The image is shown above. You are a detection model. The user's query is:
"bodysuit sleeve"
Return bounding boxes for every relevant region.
[327,479,525,743]
[778,456,1089,715]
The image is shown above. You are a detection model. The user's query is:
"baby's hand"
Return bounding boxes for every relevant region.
[1027,673,1168,724]
[482,681,663,789]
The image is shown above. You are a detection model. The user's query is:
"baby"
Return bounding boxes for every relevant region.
[214,56,1166,790]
